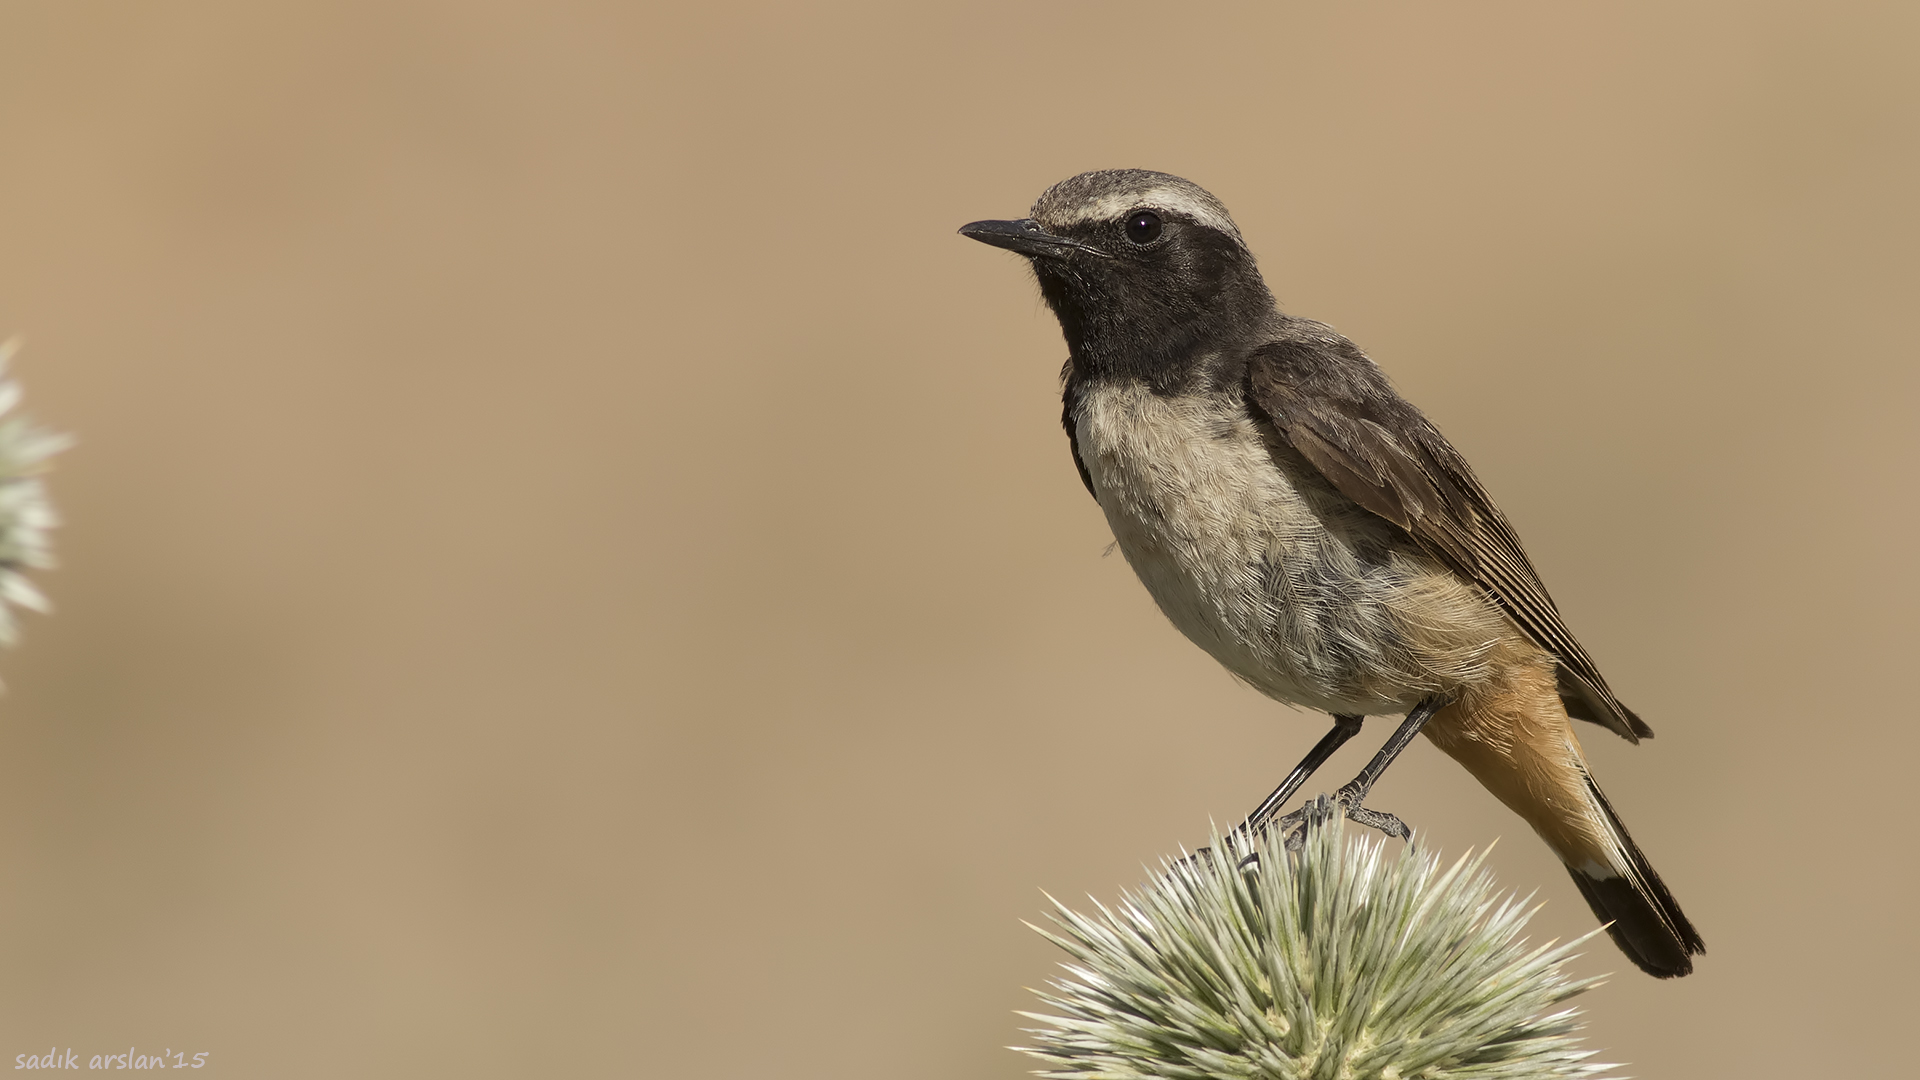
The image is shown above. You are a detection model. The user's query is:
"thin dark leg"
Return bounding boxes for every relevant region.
[1237,714,1364,835]
[1336,697,1444,809]
[1283,696,1447,845]
[1187,714,1366,871]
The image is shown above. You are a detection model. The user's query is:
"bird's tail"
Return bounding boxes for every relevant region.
[1422,658,1704,978]
[1563,773,1705,978]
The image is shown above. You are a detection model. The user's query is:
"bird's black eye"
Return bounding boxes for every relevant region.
[1125,210,1163,244]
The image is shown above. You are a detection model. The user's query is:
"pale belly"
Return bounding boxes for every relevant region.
[1072,381,1509,715]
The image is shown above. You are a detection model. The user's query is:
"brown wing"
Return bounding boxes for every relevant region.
[1243,325,1652,742]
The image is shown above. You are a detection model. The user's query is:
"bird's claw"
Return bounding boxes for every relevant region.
[1342,804,1411,841]
[1277,789,1414,849]
[1177,831,1265,876]
[1332,775,1414,842]
[1276,794,1339,852]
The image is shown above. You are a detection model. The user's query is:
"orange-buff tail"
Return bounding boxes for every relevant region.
[1423,656,1704,977]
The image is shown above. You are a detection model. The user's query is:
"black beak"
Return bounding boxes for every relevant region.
[958,218,1105,259]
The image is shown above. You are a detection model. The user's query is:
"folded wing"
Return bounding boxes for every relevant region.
[1242,322,1651,742]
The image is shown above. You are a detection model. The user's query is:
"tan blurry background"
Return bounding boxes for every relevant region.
[0,0,1913,1074]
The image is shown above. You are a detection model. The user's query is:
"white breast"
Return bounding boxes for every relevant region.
[1073,380,1425,716]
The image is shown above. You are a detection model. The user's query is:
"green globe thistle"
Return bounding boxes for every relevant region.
[1021,808,1614,1080]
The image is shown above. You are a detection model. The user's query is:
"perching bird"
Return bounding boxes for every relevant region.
[960,169,1703,978]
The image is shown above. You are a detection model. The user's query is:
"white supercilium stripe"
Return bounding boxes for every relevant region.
[1046,185,1242,239]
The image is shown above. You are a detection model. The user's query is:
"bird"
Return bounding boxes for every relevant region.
[959,169,1703,978]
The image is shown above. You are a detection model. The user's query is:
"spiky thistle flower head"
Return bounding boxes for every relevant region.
[1021,813,1614,1080]
[0,340,69,648]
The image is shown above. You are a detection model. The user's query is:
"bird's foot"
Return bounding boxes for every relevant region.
[1276,794,1339,852]
[1178,830,1264,876]
[1277,788,1414,850]
[1331,775,1413,842]
[1340,802,1412,841]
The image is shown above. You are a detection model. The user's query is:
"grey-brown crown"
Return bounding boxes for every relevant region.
[1031,169,1244,243]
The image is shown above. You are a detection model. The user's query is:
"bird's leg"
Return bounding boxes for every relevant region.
[1234,714,1364,838]
[1280,696,1447,848]
[1188,714,1366,871]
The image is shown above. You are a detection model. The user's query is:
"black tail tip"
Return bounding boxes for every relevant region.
[1568,867,1706,979]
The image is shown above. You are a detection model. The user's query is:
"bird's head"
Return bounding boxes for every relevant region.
[960,169,1278,382]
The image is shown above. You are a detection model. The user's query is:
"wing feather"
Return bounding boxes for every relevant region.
[1244,325,1651,741]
